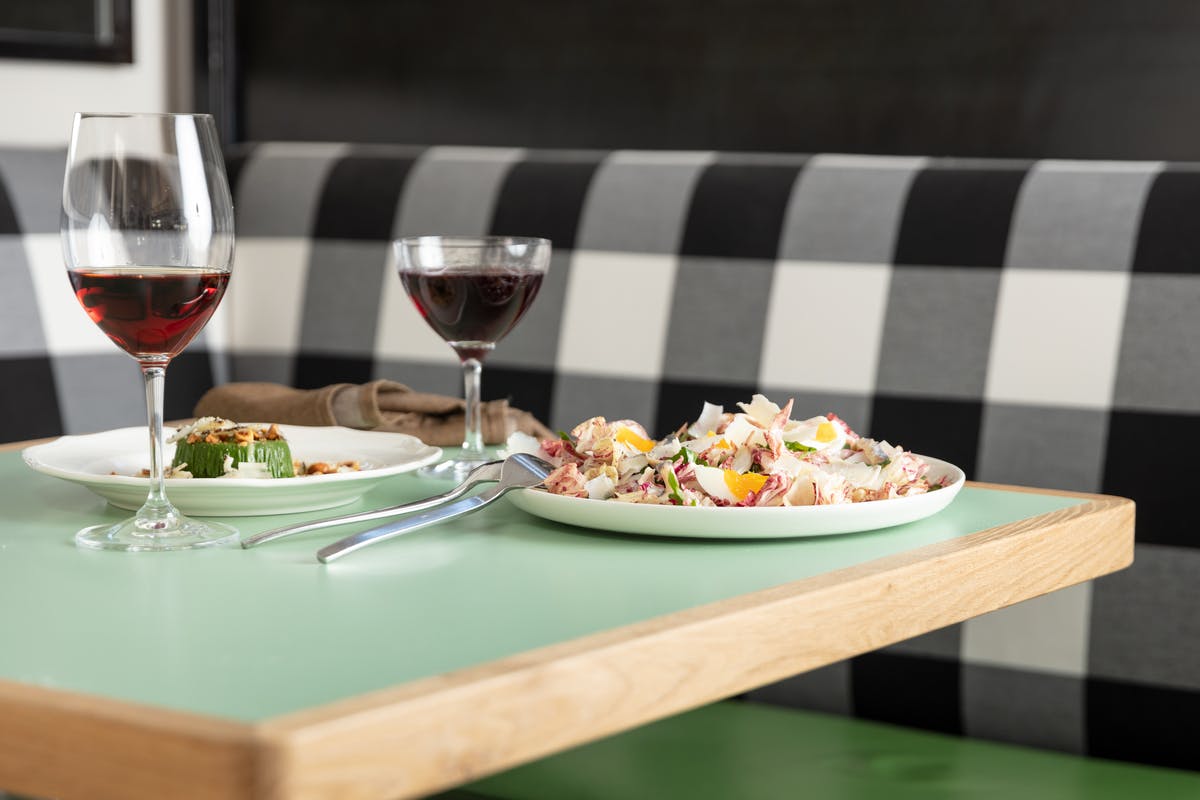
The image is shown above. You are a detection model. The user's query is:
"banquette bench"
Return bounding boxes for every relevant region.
[2,143,1198,796]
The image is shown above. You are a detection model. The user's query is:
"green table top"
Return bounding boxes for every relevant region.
[0,448,1081,724]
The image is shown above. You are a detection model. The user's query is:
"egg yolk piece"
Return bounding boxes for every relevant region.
[615,426,656,453]
[816,421,837,443]
[723,469,768,501]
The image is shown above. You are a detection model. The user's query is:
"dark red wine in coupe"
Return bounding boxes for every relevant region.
[68,267,229,360]
[400,270,543,360]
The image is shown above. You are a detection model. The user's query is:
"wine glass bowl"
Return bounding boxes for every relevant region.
[395,236,551,478]
[68,268,228,359]
[61,112,238,551]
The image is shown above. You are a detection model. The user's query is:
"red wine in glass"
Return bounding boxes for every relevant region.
[399,269,543,360]
[395,235,551,479]
[68,267,229,361]
[62,111,237,552]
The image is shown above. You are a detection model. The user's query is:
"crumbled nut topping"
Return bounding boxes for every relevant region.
[295,460,362,475]
[185,423,288,445]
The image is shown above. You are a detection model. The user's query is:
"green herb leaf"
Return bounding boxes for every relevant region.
[664,467,684,505]
[672,447,698,465]
[785,441,816,453]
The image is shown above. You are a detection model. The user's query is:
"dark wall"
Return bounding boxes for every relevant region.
[222,0,1200,160]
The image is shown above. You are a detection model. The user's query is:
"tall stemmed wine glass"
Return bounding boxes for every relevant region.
[395,236,551,479]
[61,112,238,551]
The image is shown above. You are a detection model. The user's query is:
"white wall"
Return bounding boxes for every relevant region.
[0,0,192,147]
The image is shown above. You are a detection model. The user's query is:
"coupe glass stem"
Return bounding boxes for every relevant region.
[461,357,485,459]
[138,362,177,528]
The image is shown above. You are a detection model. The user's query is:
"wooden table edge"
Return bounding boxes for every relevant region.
[0,680,263,799]
[0,422,196,454]
[0,485,1134,800]
[1,437,51,453]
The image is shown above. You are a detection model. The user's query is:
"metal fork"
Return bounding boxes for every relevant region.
[317,453,554,563]
[240,459,506,549]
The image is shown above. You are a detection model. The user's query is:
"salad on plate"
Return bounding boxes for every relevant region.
[510,395,949,508]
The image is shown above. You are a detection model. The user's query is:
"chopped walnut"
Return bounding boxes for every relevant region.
[296,460,363,475]
[184,423,284,445]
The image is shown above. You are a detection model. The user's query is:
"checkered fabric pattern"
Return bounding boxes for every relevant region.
[0,148,225,441]
[4,143,1198,771]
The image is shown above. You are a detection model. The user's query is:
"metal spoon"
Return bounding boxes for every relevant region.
[317,453,554,563]
[240,459,506,549]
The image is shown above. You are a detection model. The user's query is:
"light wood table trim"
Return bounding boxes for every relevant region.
[0,436,53,453]
[0,421,195,454]
[0,682,262,800]
[0,433,1135,800]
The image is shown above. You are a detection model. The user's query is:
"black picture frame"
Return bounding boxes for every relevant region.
[0,0,133,64]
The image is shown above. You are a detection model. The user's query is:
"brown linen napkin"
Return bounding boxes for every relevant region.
[192,380,553,447]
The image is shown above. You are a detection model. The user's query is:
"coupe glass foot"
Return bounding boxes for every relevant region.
[75,516,239,552]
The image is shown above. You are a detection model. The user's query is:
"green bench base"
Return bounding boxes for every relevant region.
[442,701,1200,800]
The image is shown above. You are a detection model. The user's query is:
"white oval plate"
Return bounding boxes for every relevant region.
[508,456,965,539]
[22,425,442,517]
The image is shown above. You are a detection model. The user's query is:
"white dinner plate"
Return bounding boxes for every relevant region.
[22,425,442,517]
[508,456,965,539]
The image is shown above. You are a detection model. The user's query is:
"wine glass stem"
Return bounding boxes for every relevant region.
[461,357,485,459]
[140,363,175,520]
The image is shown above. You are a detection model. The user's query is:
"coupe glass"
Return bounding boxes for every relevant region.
[61,112,238,551]
[395,235,551,479]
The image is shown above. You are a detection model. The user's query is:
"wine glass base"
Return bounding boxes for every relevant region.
[417,456,494,482]
[75,516,239,552]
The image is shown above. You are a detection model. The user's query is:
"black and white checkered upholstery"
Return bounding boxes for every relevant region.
[0,148,225,440]
[3,143,1197,771]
